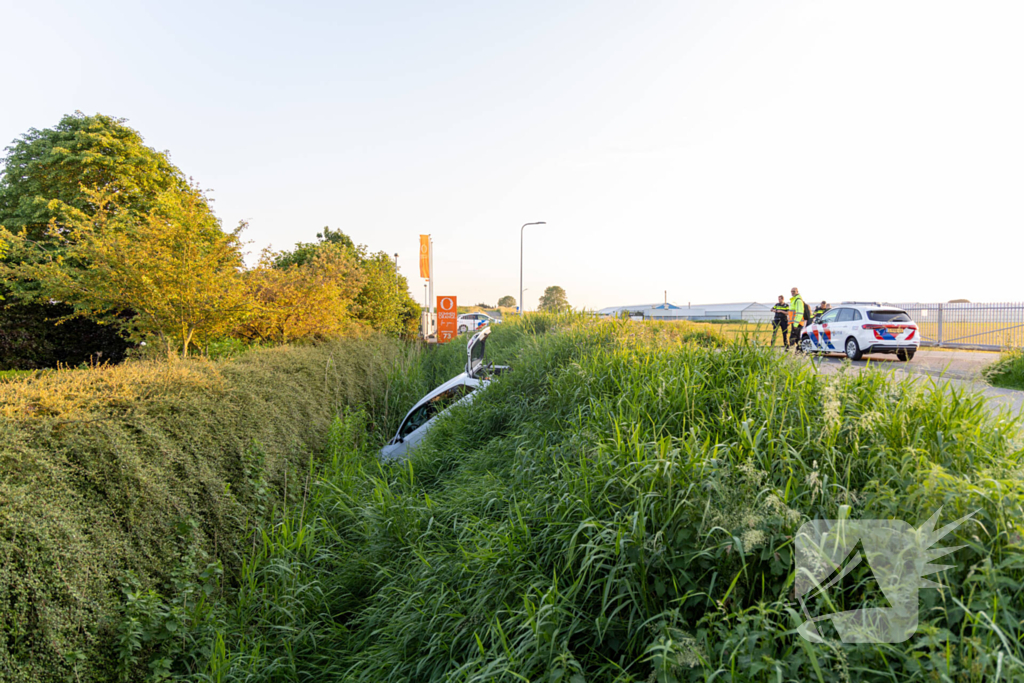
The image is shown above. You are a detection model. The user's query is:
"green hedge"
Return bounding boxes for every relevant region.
[0,337,406,682]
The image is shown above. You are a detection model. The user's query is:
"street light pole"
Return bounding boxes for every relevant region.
[520,222,546,316]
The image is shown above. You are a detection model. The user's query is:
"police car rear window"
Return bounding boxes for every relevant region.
[868,310,911,322]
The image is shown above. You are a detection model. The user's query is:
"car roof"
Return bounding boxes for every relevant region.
[404,373,480,413]
[836,303,907,311]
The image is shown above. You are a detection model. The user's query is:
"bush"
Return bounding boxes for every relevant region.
[0,337,409,682]
[985,349,1024,390]
[0,302,132,370]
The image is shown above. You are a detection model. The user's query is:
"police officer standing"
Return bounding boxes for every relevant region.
[789,287,809,348]
[813,301,829,318]
[770,295,789,347]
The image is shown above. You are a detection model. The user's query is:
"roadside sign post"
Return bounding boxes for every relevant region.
[437,296,457,343]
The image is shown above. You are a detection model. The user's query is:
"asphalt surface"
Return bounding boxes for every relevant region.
[804,348,1024,416]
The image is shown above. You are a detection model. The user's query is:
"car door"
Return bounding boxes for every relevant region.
[813,308,842,351]
[829,308,858,351]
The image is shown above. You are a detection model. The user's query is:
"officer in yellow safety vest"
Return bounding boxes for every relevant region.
[770,295,790,347]
[789,287,809,347]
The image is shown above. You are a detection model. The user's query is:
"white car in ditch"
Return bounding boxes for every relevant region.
[380,326,508,462]
[799,303,920,361]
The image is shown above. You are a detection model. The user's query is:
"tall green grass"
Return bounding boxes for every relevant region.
[985,349,1024,391]
[155,314,1023,683]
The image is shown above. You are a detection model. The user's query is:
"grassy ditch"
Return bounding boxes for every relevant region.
[985,349,1024,391]
[155,314,1024,682]
[0,337,410,682]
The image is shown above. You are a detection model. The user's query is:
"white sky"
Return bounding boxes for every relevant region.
[2,0,1022,309]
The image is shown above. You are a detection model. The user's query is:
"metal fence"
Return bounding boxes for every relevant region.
[884,302,1024,350]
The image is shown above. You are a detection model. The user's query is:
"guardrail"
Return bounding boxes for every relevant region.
[884,302,1024,350]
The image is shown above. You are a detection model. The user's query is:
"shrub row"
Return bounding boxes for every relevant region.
[0,337,409,682]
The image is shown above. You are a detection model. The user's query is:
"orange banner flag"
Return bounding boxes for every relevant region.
[419,235,430,279]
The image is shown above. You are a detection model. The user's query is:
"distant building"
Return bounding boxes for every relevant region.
[597,302,684,318]
[597,302,772,322]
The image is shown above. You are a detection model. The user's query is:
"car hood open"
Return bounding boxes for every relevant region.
[466,325,491,378]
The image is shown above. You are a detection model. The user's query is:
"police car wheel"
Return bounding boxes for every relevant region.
[897,349,915,362]
[799,337,814,354]
[458,325,468,333]
[845,337,862,361]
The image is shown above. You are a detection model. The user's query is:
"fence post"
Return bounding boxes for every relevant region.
[937,304,943,346]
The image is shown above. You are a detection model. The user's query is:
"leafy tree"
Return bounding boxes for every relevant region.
[497,295,516,308]
[1,184,247,358]
[0,112,190,367]
[538,286,570,312]
[397,294,422,338]
[241,243,365,343]
[0,111,187,244]
[272,230,420,337]
[355,252,415,336]
[272,227,355,269]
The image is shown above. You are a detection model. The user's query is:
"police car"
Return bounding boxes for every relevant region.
[457,312,498,334]
[799,302,920,361]
[380,325,508,461]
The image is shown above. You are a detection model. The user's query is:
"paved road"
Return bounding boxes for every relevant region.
[807,348,1024,416]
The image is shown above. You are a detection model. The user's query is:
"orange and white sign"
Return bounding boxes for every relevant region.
[419,235,430,279]
[437,296,457,343]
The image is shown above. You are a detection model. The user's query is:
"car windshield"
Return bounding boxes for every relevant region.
[397,384,475,439]
[868,310,911,322]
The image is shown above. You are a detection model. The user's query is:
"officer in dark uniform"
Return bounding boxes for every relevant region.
[813,301,829,318]
[770,295,789,347]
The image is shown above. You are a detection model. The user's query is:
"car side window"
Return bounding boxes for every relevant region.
[849,309,863,321]
[820,309,840,323]
[837,308,856,323]
[398,403,433,438]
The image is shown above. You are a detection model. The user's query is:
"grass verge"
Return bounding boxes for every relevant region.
[167,314,1024,682]
[985,349,1024,390]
